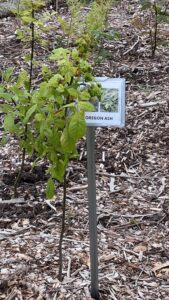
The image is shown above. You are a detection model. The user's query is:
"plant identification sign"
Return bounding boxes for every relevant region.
[85,77,125,127]
[86,77,125,299]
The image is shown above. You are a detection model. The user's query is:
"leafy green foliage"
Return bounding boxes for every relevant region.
[139,0,152,10]
[13,0,53,46]
[32,47,101,189]
[58,0,117,59]
[132,0,169,57]
[1,67,13,82]
[0,0,108,283]
[0,47,101,198]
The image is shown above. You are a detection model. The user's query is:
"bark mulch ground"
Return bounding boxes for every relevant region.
[0,1,169,299]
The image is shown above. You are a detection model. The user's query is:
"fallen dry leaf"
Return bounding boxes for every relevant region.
[133,243,148,252]
[153,261,169,277]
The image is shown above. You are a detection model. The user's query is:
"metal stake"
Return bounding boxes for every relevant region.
[86,126,99,300]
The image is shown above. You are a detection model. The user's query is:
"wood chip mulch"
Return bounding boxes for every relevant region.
[0,1,169,299]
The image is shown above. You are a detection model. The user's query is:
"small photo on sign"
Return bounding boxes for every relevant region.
[100,88,118,112]
[93,89,119,112]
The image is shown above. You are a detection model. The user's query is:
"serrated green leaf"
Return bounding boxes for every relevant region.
[0,93,12,101]
[56,160,66,181]
[0,135,9,146]
[49,48,69,60]
[68,112,86,140]
[78,101,94,112]
[68,87,78,98]
[0,103,13,113]
[79,90,91,101]
[22,16,34,23]
[58,16,70,34]
[65,72,72,84]
[60,127,76,153]
[72,48,79,60]
[3,114,15,133]
[57,84,65,93]
[39,82,48,97]
[46,178,55,199]
[48,74,64,87]
[54,119,65,128]
[42,65,49,73]
[49,160,66,182]
[2,67,13,81]
[16,70,29,88]
[23,104,37,124]
[35,113,43,122]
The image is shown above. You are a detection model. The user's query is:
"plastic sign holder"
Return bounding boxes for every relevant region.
[86,78,125,300]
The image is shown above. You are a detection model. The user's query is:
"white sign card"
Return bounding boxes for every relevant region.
[85,77,125,127]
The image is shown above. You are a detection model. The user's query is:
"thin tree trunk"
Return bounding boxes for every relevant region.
[14,3,35,196]
[52,0,59,11]
[151,2,158,58]
[58,174,67,281]
[14,143,26,197]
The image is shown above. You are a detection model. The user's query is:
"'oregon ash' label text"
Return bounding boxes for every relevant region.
[86,116,114,121]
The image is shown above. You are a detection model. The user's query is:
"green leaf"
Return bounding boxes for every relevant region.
[22,16,34,23]
[78,101,94,112]
[23,104,37,124]
[49,48,69,60]
[79,90,91,101]
[48,74,64,87]
[0,103,13,113]
[60,127,76,153]
[0,93,12,101]
[68,87,78,98]
[68,112,86,140]
[46,178,55,199]
[2,67,13,81]
[42,65,49,73]
[65,72,72,84]
[0,85,4,92]
[72,48,79,60]
[39,82,48,97]
[57,159,66,180]
[15,29,25,40]
[3,114,15,133]
[0,135,9,146]
[140,0,151,10]
[35,113,43,122]
[49,160,66,182]
[54,119,65,128]
[62,102,76,109]
[57,16,70,35]
[57,84,65,93]
[23,140,33,154]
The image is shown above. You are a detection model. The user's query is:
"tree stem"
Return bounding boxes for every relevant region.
[152,2,158,58]
[58,174,67,281]
[14,2,35,197]
[14,142,26,197]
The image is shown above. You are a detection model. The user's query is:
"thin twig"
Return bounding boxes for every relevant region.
[67,184,88,191]
[45,200,57,212]
[123,36,140,56]
[67,256,71,278]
